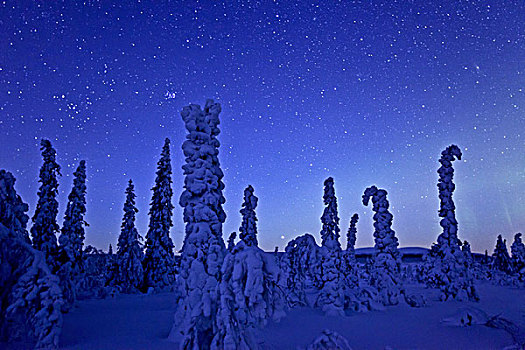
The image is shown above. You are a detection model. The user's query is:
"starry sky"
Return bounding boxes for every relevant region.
[1,0,524,253]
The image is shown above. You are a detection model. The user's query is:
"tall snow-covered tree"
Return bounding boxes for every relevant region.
[510,233,525,271]
[0,170,63,349]
[117,180,144,293]
[491,235,513,274]
[170,100,227,349]
[239,185,258,247]
[227,232,236,252]
[342,213,359,289]
[143,138,176,290]
[58,160,87,267]
[362,186,402,306]
[427,145,478,301]
[437,145,462,250]
[0,170,30,243]
[212,187,285,348]
[56,160,87,306]
[31,139,62,268]
[316,177,344,315]
[345,214,359,262]
[320,177,341,250]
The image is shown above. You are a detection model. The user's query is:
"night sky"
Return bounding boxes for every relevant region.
[1,1,524,253]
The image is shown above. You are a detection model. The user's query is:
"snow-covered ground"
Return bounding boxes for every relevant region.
[53,282,524,350]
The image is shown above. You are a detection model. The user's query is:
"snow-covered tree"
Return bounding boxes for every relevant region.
[31,139,61,268]
[0,170,30,243]
[462,240,473,267]
[227,232,236,252]
[316,177,344,315]
[0,170,63,349]
[213,186,285,348]
[427,145,478,301]
[213,241,286,349]
[320,177,341,250]
[117,180,144,293]
[342,214,359,289]
[436,145,462,250]
[362,186,402,306]
[81,246,110,299]
[346,214,358,259]
[491,235,513,274]
[239,185,258,247]
[143,138,176,291]
[58,160,87,268]
[170,100,227,349]
[56,160,87,306]
[510,233,525,272]
[283,233,321,306]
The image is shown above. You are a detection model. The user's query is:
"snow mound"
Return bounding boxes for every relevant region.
[441,307,489,326]
[301,329,352,350]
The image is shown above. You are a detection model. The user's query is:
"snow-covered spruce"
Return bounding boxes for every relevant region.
[116,180,144,293]
[342,214,359,288]
[239,185,258,247]
[436,145,462,251]
[170,100,227,349]
[213,185,285,348]
[143,138,176,291]
[427,145,478,301]
[462,240,474,267]
[31,139,62,268]
[320,177,341,250]
[345,214,358,262]
[316,177,344,316]
[0,170,30,243]
[227,231,236,252]
[214,241,286,349]
[362,185,402,306]
[81,247,111,298]
[282,233,321,306]
[491,235,514,274]
[56,160,87,306]
[510,233,525,272]
[0,170,63,349]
